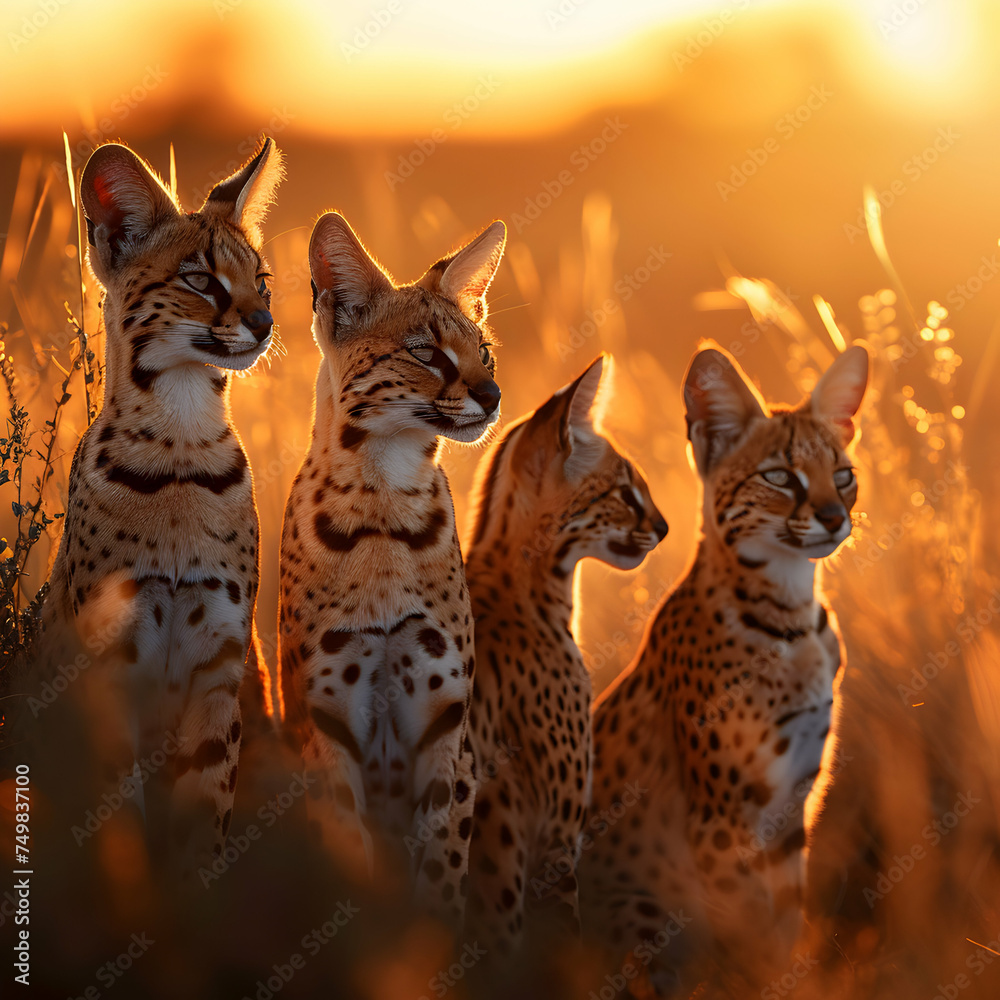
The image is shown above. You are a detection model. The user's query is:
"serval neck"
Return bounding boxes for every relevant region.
[99,316,233,452]
[310,363,441,495]
[695,524,819,616]
[467,490,577,618]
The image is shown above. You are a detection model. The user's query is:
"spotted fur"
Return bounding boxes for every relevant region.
[37,139,283,877]
[278,212,507,925]
[580,344,868,995]
[463,355,668,962]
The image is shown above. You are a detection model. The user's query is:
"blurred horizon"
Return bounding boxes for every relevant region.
[4,0,1000,684]
[4,4,1000,995]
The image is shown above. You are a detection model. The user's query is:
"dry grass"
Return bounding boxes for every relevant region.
[1,145,999,999]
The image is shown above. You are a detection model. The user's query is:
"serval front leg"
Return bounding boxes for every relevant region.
[285,631,377,877]
[301,722,373,876]
[145,578,252,885]
[393,620,474,928]
[409,726,475,928]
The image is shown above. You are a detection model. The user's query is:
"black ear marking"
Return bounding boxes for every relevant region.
[310,279,318,312]
[86,217,96,247]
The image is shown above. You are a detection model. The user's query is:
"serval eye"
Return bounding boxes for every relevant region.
[833,467,855,489]
[761,469,793,488]
[479,344,492,367]
[408,346,435,365]
[183,273,211,292]
[257,276,270,299]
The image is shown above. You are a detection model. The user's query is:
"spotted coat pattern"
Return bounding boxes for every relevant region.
[463,355,668,962]
[579,344,868,995]
[37,140,283,877]
[278,212,506,926]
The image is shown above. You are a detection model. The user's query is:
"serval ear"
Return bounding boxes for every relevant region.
[81,143,180,281]
[560,353,608,480]
[811,344,869,445]
[684,345,767,476]
[309,212,393,328]
[438,220,506,323]
[515,354,607,484]
[201,137,284,248]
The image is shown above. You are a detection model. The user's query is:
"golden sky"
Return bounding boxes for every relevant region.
[0,0,992,140]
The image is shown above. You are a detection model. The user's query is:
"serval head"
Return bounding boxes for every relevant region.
[308,212,506,445]
[684,343,869,562]
[470,354,668,574]
[81,138,283,376]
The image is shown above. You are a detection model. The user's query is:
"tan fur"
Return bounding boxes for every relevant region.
[278,213,506,926]
[463,355,668,963]
[580,344,868,995]
[37,139,282,879]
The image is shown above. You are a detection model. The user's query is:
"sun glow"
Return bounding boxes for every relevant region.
[0,0,989,140]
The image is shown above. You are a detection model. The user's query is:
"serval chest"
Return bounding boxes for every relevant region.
[277,210,507,926]
[581,343,868,994]
[36,139,282,880]
[280,426,475,835]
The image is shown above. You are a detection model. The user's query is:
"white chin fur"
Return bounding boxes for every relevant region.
[209,336,271,372]
[440,418,494,444]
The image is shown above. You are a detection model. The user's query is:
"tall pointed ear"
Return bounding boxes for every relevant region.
[439,220,506,322]
[202,137,284,247]
[81,143,179,279]
[512,355,608,484]
[811,344,868,444]
[560,353,605,446]
[309,212,393,325]
[684,346,767,475]
[560,354,608,479]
